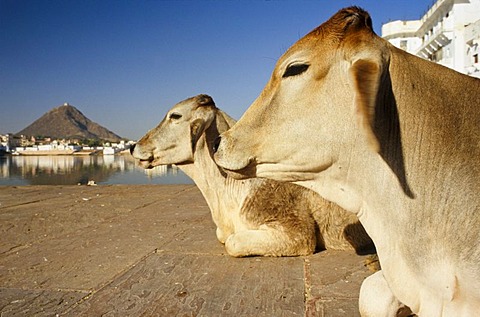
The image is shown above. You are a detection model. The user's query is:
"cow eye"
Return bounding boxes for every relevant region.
[282,63,310,78]
[169,113,182,120]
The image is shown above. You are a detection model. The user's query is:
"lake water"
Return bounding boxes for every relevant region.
[0,155,194,186]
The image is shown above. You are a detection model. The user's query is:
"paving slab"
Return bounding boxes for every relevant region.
[0,185,374,316]
[305,251,372,317]
[0,185,216,291]
[0,288,86,317]
[66,252,305,316]
[0,185,197,254]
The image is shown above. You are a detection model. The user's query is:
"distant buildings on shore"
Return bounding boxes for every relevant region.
[0,133,135,156]
[382,0,480,78]
[0,150,180,183]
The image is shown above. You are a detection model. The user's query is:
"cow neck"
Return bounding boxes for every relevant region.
[387,48,479,209]
[299,143,406,257]
[176,134,252,228]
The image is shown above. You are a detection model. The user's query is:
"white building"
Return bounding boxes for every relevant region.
[382,0,480,78]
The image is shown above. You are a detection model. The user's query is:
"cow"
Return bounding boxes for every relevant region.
[214,6,480,316]
[130,94,374,258]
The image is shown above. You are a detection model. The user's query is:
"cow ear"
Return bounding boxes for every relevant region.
[190,118,207,153]
[350,59,381,152]
[215,109,237,134]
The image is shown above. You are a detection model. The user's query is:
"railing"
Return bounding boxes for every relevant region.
[421,0,449,24]
[416,31,452,58]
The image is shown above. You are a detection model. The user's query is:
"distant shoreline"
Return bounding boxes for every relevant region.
[7,149,131,156]
[16,150,75,156]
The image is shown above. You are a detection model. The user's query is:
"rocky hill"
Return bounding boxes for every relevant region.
[17,103,122,142]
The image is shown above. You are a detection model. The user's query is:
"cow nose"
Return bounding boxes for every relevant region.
[129,144,136,155]
[213,136,221,153]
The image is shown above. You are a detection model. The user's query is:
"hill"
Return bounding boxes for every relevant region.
[17,103,122,142]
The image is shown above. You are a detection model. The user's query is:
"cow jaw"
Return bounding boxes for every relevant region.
[133,139,193,169]
[215,133,333,182]
[255,163,331,182]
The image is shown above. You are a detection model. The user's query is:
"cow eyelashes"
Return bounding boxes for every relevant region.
[169,113,182,120]
[282,63,310,78]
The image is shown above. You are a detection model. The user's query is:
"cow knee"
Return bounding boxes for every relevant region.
[224,230,279,257]
[224,233,247,257]
[216,227,230,244]
[359,271,408,317]
[224,229,312,257]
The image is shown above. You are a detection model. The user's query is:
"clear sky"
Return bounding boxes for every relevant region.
[1,0,434,140]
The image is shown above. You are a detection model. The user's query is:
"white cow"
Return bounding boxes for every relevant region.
[130,94,374,257]
[214,6,480,316]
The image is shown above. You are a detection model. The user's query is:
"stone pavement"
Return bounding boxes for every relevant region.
[0,185,374,316]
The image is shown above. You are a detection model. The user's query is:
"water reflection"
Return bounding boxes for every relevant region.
[0,155,193,186]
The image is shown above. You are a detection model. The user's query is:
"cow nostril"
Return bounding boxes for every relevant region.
[213,136,221,153]
[129,144,136,155]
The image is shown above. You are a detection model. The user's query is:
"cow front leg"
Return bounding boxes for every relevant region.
[359,270,412,317]
[216,227,231,244]
[224,225,315,257]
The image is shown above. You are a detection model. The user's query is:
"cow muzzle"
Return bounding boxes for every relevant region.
[213,134,257,179]
[130,143,156,169]
[129,144,136,155]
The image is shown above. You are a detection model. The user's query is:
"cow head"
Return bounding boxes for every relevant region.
[214,7,388,182]
[131,94,226,168]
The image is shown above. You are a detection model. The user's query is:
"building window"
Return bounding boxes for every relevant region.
[474,54,479,64]
[445,48,451,58]
[400,40,408,50]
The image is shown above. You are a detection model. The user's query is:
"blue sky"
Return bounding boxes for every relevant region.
[1,0,434,140]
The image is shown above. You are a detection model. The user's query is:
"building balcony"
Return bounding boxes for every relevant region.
[382,20,421,40]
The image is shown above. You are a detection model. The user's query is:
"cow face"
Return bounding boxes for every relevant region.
[215,7,386,182]
[131,95,216,168]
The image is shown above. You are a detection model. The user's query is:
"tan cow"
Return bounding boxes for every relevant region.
[130,94,374,257]
[214,6,480,317]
